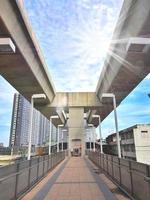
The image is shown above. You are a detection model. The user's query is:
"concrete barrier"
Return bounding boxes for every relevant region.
[0,151,65,200]
[88,151,150,200]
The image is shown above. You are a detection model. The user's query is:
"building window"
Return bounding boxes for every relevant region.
[130,144,135,152]
[121,134,125,140]
[124,145,130,152]
[141,130,149,138]
[141,130,148,133]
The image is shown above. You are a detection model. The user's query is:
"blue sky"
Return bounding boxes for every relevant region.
[101,74,150,137]
[23,0,123,91]
[0,0,150,146]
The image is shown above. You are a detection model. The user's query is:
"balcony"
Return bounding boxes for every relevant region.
[121,138,134,145]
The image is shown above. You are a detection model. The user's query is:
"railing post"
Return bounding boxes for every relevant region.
[107,154,109,174]
[49,155,51,170]
[112,155,114,178]
[97,152,98,165]
[14,163,20,199]
[48,155,50,172]
[43,156,45,176]
[51,154,52,169]
[57,152,59,164]
[146,165,150,198]
[99,153,101,169]
[52,153,53,168]
[28,159,31,189]
[55,153,56,166]
[54,153,56,166]
[119,158,122,186]
[129,161,133,196]
[50,154,52,169]
[37,157,40,181]
[54,153,55,166]
[102,154,104,170]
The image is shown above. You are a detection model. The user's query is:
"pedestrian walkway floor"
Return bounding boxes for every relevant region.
[22,157,116,200]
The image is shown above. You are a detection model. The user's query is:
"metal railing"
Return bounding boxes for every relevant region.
[0,151,65,200]
[88,151,150,200]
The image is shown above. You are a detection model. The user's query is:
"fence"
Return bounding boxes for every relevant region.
[0,151,65,200]
[88,151,150,200]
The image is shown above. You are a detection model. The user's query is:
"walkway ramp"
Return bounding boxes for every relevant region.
[22,157,116,200]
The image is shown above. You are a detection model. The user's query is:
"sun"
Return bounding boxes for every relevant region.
[68,22,111,66]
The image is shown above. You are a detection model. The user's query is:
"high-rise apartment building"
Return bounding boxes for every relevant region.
[9,94,58,148]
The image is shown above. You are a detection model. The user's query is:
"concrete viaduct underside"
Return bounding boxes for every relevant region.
[0,0,150,155]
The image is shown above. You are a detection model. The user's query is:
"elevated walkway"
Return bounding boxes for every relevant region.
[22,157,117,200]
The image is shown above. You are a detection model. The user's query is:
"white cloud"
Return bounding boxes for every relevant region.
[25,0,124,92]
[145,73,150,79]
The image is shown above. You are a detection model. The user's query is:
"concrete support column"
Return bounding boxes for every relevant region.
[68,108,85,157]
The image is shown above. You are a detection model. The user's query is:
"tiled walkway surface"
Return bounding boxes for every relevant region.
[22,157,116,200]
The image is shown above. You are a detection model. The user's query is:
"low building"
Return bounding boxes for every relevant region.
[0,143,4,147]
[0,147,10,155]
[106,124,150,165]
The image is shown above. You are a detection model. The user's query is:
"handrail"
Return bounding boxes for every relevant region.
[87,150,150,200]
[0,151,65,200]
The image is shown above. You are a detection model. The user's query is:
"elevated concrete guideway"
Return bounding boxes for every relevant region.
[0,0,149,122]
[94,0,150,124]
[0,0,150,155]
[0,0,56,105]
[38,92,101,113]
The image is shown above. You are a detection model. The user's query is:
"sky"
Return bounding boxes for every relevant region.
[0,0,150,146]
[23,0,124,91]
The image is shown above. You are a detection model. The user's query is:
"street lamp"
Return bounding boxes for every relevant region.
[57,124,64,152]
[49,115,59,155]
[86,128,92,151]
[28,93,46,160]
[61,129,67,151]
[0,38,16,53]
[92,114,103,153]
[88,124,95,151]
[89,137,92,151]
[101,93,121,158]
[67,133,69,151]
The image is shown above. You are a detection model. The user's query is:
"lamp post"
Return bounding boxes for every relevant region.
[89,137,92,151]
[92,114,103,153]
[88,124,95,151]
[0,37,16,53]
[62,130,64,151]
[28,94,46,160]
[61,129,67,151]
[93,126,96,152]
[62,130,67,151]
[86,128,92,151]
[101,93,121,158]
[57,124,64,153]
[49,116,59,155]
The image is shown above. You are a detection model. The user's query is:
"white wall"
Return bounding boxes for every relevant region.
[134,125,150,165]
